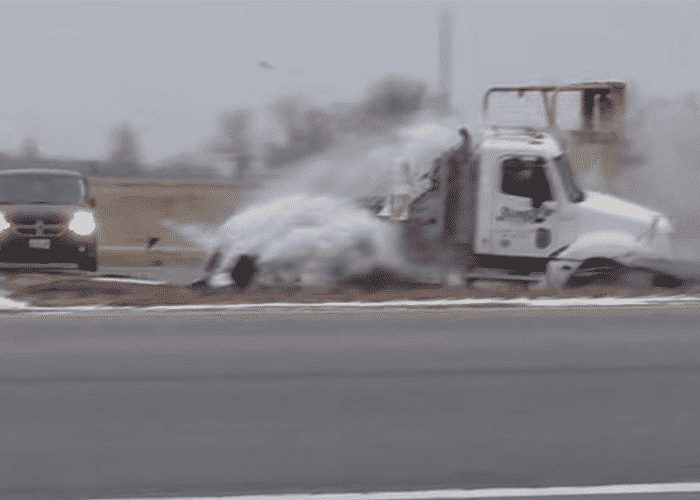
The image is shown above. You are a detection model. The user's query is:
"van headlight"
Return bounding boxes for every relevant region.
[0,212,9,232]
[68,210,96,236]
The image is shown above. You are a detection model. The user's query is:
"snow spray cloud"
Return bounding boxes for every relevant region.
[187,76,466,287]
[612,92,700,251]
[205,195,404,287]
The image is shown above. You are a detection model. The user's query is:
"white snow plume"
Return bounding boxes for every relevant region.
[178,113,466,288]
[611,92,700,257]
[206,194,404,287]
[180,73,468,288]
[160,220,219,251]
[262,113,465,200]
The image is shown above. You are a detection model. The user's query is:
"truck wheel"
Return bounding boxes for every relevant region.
[615,268,656,289]
[565,259,620,287]
[567,259,657,290]
[78,255,98,272]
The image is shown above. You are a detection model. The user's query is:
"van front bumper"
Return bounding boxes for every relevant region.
[0,233,96,264]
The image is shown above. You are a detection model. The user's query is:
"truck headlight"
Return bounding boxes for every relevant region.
[68,210,96,236]
[0,212,9,232]
[656,216,673,236]
[656,216,673,256]
[645,216,673,257]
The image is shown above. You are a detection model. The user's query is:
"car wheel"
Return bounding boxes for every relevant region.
[231,254,257,288]
[78,255,98,272]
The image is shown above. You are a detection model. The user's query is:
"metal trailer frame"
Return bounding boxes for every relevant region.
[482,81,626,134]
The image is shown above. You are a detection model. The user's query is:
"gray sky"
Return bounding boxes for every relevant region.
[0,0,698,163]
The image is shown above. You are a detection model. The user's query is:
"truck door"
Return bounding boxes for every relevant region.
[490,156,558,257]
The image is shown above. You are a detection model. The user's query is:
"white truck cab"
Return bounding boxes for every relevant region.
[472,128,672,286]
[201,81,678,290]
[387,82,674,287]
[391,126,673,287]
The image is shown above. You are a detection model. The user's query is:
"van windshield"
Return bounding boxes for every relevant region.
[554,155,585,202]
[0,175,86,204]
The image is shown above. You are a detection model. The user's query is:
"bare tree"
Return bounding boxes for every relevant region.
[107,123,142,176]
[213,109,254,178]
[362,75,427,127]
[265,96,334,168]
[109,123,141,164]
[20,137,40,160]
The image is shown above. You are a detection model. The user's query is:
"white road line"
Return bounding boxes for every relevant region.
[92,277,166,286]
[68,295,700,313]
[138,295,700,311]
[92,481,700,499]
[2,294,700,314]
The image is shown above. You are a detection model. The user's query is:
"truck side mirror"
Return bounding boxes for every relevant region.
[534,200,558,223]
[541,200,557,211]
[532,196,553,209]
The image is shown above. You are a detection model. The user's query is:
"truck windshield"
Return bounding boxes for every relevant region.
[0,175,86,204]
[554,155,585,202]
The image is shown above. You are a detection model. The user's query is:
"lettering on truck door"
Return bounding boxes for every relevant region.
[491,156,558,257]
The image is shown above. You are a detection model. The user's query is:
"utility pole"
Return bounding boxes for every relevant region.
[437,3,454,114]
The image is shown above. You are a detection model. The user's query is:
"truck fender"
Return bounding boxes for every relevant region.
[545,230,650,287]
[559,230,653,262]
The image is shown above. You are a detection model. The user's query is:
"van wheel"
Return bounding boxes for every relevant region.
[78,255,98,272]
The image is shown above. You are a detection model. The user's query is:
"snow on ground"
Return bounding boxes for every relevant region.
[0,296,28,310]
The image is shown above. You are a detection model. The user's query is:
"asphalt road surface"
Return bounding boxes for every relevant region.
[2,307,700,499]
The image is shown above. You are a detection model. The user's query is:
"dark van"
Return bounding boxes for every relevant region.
[0,169,98,271]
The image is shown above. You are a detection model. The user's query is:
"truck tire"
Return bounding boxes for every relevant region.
[565,259,620,287]
[567,259,658,289]
[615,268,656,289]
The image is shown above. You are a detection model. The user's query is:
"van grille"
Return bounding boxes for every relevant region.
[11,214,65,225]
[15,225,64,237]
[10,214,67,237]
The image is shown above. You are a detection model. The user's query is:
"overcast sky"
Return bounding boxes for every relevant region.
[0,0,698,163]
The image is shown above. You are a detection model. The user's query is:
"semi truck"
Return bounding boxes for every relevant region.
[386,125,672,287]
[203,82,683,289]
[381,82,675,288]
